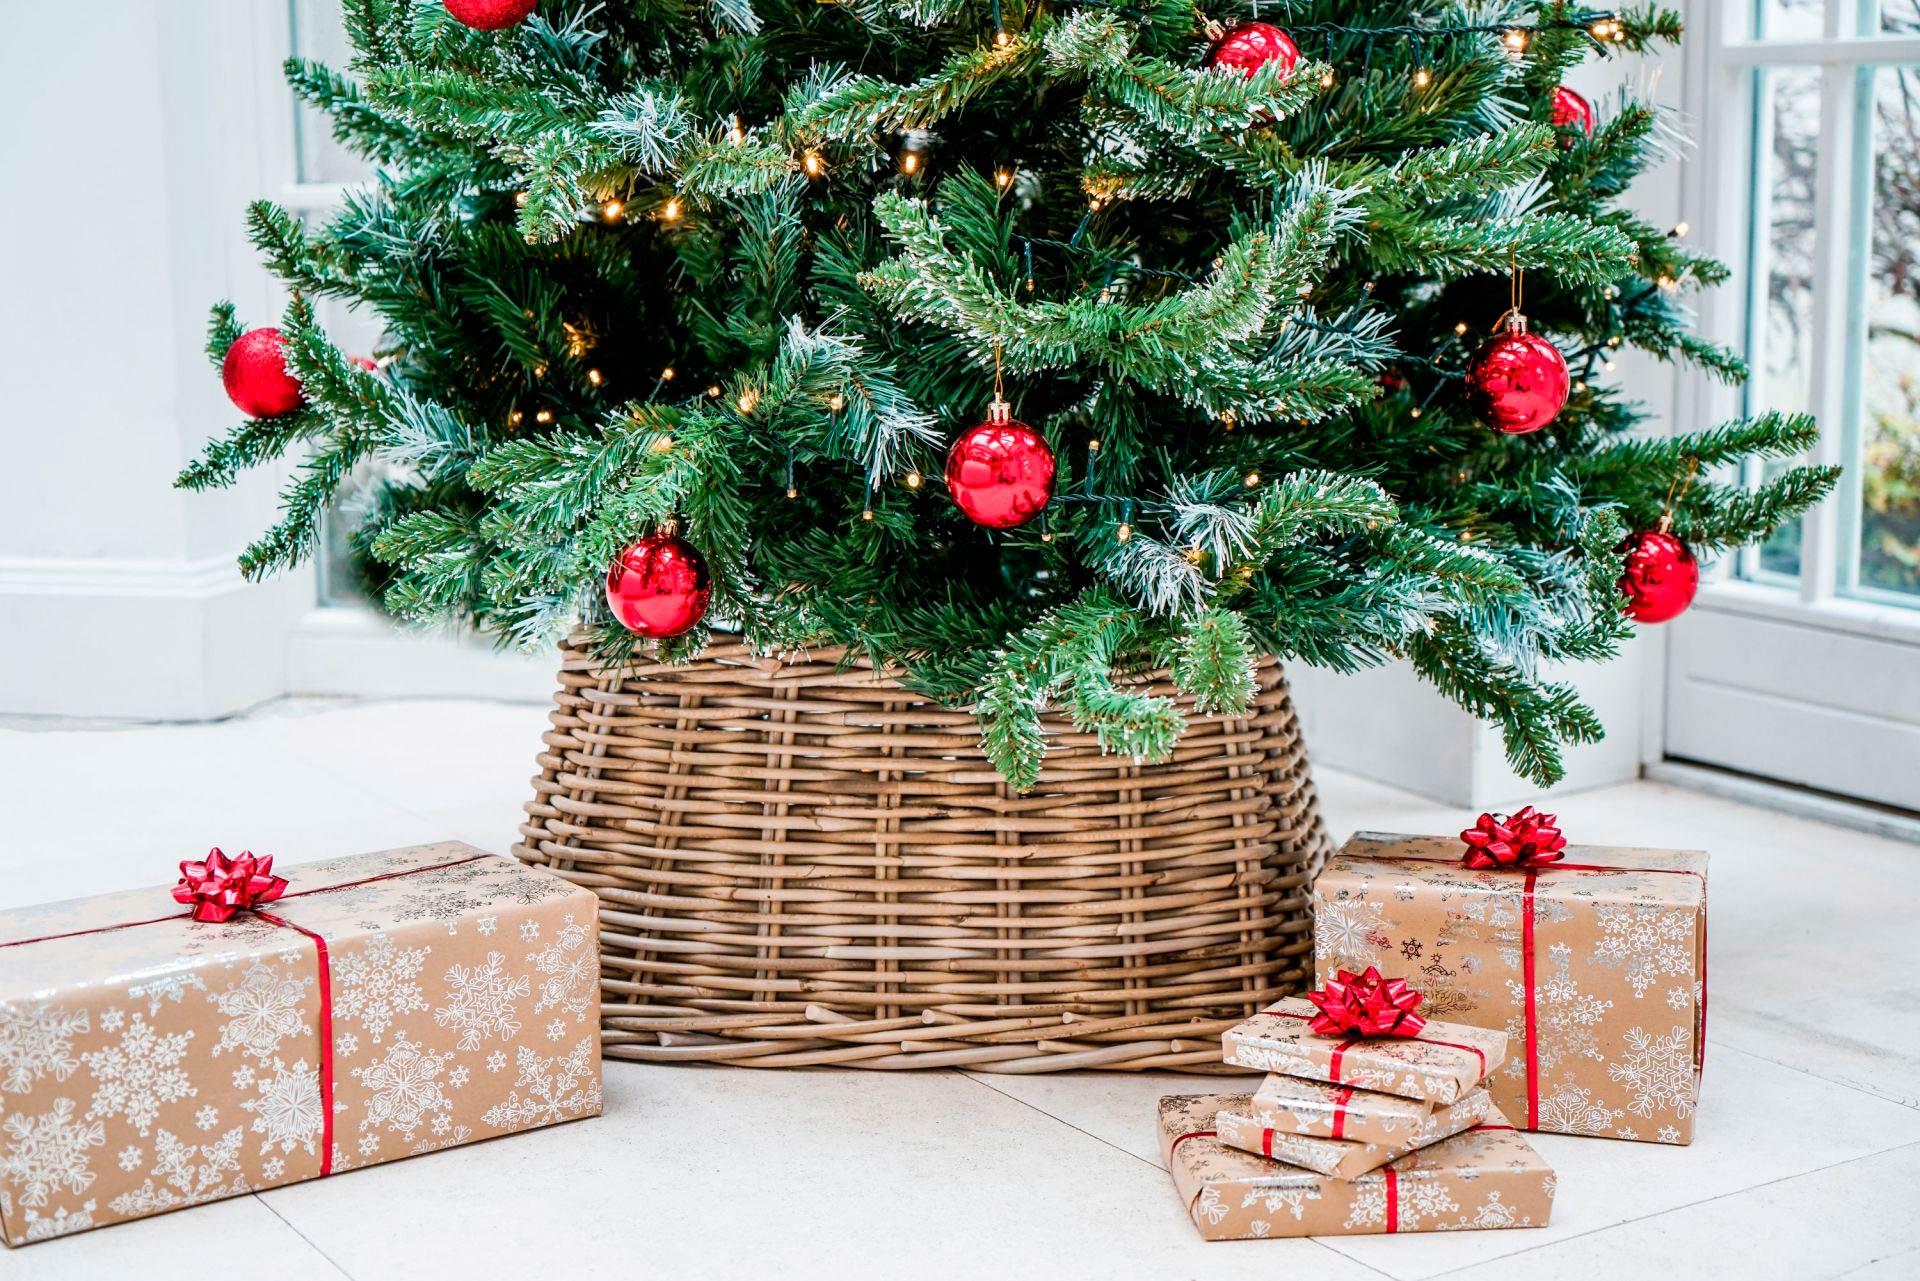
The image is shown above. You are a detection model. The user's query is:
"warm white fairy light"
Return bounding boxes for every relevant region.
[534,408,554,425]
[802,149,826,178]
[661,196,684,222]
[1412,67,1432,89]
[601,199,624,222]
[587,368,604,386]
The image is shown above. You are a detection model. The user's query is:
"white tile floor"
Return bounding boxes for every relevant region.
[3,697,1918,1280]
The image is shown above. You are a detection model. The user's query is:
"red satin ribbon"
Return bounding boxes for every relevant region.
[0,852,492,1181]
[1329,1085,1353,1140]
[1266,1009,1489,1080]
[1384,1166,1398,1233]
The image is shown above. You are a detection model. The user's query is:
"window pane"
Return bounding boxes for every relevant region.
[1875,0,1919,35]
[289,0,368,185]
[1758,0,1825,39]
[1855,64,1920,604]
[1748,66,1822,579]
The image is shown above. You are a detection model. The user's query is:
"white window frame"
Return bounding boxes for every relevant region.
[1659,0,1920,816]
[1678,1,1920,638]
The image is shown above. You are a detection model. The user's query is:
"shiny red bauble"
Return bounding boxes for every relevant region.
[605,534,712,638]
[221,328,305,419]
[1204,22,1301,81]
[945,403,1056,530]
[1551,86,1595,139]
[1619,529,1699,624]
[443,0,538,30]
[1464,321,1569,435]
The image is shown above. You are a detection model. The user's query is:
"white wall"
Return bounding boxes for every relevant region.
[0,3,311,719]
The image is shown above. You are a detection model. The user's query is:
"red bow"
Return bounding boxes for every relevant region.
[1305,967,1428,1038]
[1460,806,1567,869]
[172,848,289,923]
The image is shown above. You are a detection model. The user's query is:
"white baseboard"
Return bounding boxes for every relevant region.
[288,608,555,703]
[1646,759,1920,845]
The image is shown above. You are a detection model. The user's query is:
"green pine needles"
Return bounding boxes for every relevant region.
[182,0,1836,790]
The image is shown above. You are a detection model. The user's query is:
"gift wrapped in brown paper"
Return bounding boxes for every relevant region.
[1222,996,1507,1104]
[1315,829,1707,1145]
[1239,1074,1453,1147]
[1159,1093,1553,1241]
[1214,1088,1491,1180]
[0,842,602,1246]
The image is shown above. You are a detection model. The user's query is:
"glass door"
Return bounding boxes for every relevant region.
[1663,0,1920,811]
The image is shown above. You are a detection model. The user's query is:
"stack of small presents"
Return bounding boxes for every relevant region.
[1160,806,1710,1241]
[1161,969,1554,1240]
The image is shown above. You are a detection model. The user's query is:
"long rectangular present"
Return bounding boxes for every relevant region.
[1213,1088,1491,1180]
[1239,1074,1448,1147]
[1222,996,1507,1104]
[1159,1093,1553,1241]
[0,842,603,1246]
[1315,831,1707,1144]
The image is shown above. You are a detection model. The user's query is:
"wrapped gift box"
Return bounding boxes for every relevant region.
[1214,1088,1490,1180]
[1315,832,1707,1144]
[1160,1094,1553,1241]
[1222,996,1507,1104]
[0,843,602,1246]
[1239,1074,1449,1147]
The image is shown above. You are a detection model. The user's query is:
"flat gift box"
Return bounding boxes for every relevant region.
[1241,1073,1447,1147]
[1160,1093,1553,1241]
[1315,832,1707,1145]
[1222,996,1507,1104]
[1214,1088,1491,1180]
[0,842,603,1246]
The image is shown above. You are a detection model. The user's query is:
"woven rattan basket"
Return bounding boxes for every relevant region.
[513,638,1332,1071]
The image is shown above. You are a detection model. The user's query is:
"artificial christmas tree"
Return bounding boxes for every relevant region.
[179,1,1834,1063]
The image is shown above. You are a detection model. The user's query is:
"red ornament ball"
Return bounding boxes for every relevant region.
[443,0,538,30]
[605,534,712,638]
[221,328,304,419]
[1619,529,1699,624]
[1551,86,1595,139]
[348,355,379,372]
[1464,322,1569,435]
[1204,22,1301,81]
[945,404,1056,530]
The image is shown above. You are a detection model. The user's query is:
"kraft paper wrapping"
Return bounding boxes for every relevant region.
[1160,1094,1553,1241]
[1214,1088,1491,1180]
[1222,997,1507,1104]
[1240,1074,1446,1147]
[0,843,603,1246]
[1315,832,1707,1145]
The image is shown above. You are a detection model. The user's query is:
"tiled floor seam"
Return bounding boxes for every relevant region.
[1834,1245,1920,1279]
[1400,1137,1920,1281]
[248,1193,359,1280]
[1708,1035,1920,1114]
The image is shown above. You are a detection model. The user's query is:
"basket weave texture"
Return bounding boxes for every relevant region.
[513,639,1333,1072]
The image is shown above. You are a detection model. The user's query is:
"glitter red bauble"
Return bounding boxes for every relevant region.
[945,407,1056,530]
[221,328,304,419]
[1464,323,1569,435]
[1551,86,1595,139]
[1619,529,1699,624]
[605,534,712,638]
[1204,22,1300,81]
[443,0,538,30]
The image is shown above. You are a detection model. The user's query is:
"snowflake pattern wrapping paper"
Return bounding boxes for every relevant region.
[1238,1074,1447,1148]
[1158,1094,1553,1241]
[1313,832,1707,1145]
[1213,1088,1491,1180]
[1222,997,1507,1104]
[0,842,602,1246]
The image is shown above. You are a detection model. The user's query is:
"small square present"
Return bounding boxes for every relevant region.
[1159,1093,1553,1241]
[0,842,603,1246]
[1236,1074,1453,1147]
[1214,1087,1491,1179]
[1315,828,1707,1145]
[1222,995,1507,1104]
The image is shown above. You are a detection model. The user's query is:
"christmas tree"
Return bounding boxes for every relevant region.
[181,0,1836,789]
